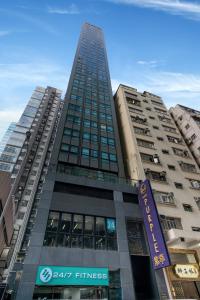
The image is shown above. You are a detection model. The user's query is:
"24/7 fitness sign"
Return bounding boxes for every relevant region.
[36,266,109,286]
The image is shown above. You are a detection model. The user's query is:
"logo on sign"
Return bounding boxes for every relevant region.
[40,267,53,283]
[140,182,147,195]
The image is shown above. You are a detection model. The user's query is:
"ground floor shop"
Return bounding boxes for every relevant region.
[32,266,121,300]
[33,286,120,299]
[166,249,200,299]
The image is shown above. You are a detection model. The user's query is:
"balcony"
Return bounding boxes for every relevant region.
[145,169,167,183]
[166,228,200,248]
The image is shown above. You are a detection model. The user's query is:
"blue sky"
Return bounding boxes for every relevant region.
[0,0,200,138]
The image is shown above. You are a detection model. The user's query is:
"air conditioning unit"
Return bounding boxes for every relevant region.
[153,154,159,164]
[192,181,200,189]
[187,138,193,145]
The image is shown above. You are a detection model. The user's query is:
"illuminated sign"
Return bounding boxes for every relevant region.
[36,266,109,286]
[138,179,171,270]
[174,264,199,279]
[106,218,116,232]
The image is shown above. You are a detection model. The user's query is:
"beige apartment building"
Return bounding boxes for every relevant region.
[114,84,200,299]
[170,104,200,169]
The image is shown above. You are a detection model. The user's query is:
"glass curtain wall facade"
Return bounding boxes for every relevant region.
[58,23,120,177]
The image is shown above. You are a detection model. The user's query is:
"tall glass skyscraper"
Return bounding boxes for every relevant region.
[6,24,163,300]
[57,22,124,179]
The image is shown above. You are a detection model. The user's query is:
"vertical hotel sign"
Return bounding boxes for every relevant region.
[138,179,171,270]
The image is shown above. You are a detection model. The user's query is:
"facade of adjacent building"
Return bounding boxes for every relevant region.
[0,87,61,173]
[0,123,16,157]
[114,84,200,299]
[0,171,12,267]
[170,105,200,169]
[0,86,63,296]
[4,24,170,300]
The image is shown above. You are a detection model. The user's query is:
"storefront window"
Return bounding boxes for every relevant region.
[95,217,106,236]
[47,212,59,232]
[72,215,83,234]
[60,213,71,233]
[44,211,117,251]
[84,216,94,235]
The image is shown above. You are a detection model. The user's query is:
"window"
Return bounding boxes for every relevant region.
[167,136,182,144]
[189,179,200,189]
[168,165,176,170]
[154,192,175,205]
[194,197,200,209]
[185,124,190,130]
[126,221,148,255]
[66,115,81,125]
[134,127,151,136]
[157,137,164,141]
[109,154,117,162]
[173,148,189,158]
[126,97,141,107]
[160,215,183,230]
[153,126,159,130]
[83,132,90,140]
[191,134,196,141]
[101,152,109,160]
[149,116,155,120]
[162,149,169,154]
[131,116,147,125]
[137,139,154,149]
[145,169,167,182]
[140,153,160,164]
[158,115,172,123]
[60,144,78,154]
[174,182,183,189]
[179,162,196,173]
[162,125,177,133]
[192,227,200,232]
[183,204,193,212]
[44,211,117,250]
[82,148,90,156]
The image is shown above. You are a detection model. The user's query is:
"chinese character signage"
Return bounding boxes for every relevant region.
[138,179,171,270]
[36,266,109,286]
[174,264,199,279]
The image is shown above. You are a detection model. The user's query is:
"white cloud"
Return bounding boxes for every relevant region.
[0,8,58,35]
[47,4,80,15]
[0,62,68,139]
[0,110,23,140]
[111,71,200,109]
[108,0,200,20]
[0,30,12,37]
[137,60,160,67]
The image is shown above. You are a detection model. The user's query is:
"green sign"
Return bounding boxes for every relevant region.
[36,266,109,286]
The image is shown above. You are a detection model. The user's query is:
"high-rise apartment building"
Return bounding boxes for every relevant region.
[0,171,12,263]
[170,105,200,169]
[0,123,16,157]
[115,84,200,299]
[0,87,61,173]
[5,24,166,300]
[0,86,63,291]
